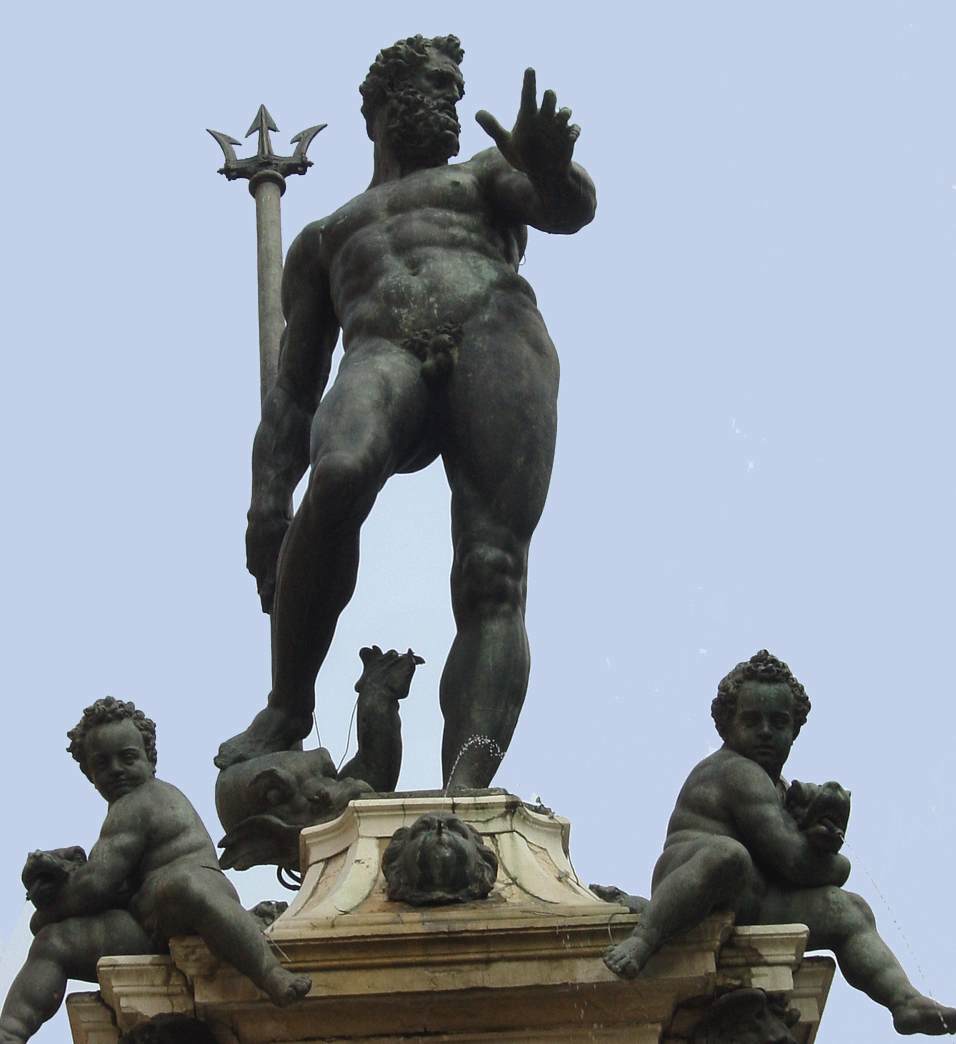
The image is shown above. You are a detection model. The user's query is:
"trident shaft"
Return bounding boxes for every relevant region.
[208,106,325,403]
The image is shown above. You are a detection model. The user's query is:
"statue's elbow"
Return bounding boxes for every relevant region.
[559,184,597,235]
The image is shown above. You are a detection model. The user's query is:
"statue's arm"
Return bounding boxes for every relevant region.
[475,69,596,235]
[247,225,340,612]
[726,761,851,888]
[479,148,596,235]
[31,802,146,929]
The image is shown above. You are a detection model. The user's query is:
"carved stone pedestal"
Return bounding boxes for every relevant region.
[66,793,834,1043]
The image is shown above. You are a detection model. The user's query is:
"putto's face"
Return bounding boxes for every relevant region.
[723,681,796,776]
[383,51,464,165]
[83,719,155,803]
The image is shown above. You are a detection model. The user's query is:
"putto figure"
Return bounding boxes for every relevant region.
[215,34,596,789]
[0,699,310,1043]
[599,651,956,1037]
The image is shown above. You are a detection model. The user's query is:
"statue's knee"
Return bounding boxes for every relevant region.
[456,540,525,613]
[159,872,203,910]
[32,922,74,962]
[307,451,379,518]
[840,890,876,931]
[707,838,753,883]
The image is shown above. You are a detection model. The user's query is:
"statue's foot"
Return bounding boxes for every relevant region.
[262,967,312,1008]
[893,995,956,1035]
[214,706,312,769]
[603,929,657,980]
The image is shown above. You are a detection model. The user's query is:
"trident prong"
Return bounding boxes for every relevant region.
[291,124,327,165]
[207,104,326,184]
[207,106,326,404]
[246,104,278,160]
[207,129,242,171]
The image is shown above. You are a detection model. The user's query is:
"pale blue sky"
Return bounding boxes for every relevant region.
[1,3,954,1040]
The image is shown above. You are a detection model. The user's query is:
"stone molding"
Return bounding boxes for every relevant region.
[68,795,834,1043]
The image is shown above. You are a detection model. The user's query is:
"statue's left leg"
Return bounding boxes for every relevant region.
[439,322,558,789]
[0,912,153,1043]
[762,886,956,1034]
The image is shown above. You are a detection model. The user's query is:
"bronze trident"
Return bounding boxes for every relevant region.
[208,106,325,404]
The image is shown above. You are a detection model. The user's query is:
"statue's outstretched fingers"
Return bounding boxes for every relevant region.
[540,89,557,119]
[520,68,537,114]
[475,110,508,148]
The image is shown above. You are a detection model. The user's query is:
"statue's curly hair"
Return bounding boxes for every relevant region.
[67,697,157,777]
[711,650,811,740]
[360,35,464,136]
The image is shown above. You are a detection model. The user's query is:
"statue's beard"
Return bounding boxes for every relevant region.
[385,86,461,166]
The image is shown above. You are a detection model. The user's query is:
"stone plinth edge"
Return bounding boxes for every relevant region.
[67,794,836,1043]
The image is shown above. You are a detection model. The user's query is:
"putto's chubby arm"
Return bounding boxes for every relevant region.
[723,755,851,888]
[474,68,596,235]
[31,795,148,929]
[246,223,341,611]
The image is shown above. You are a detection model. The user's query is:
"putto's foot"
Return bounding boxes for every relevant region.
[892,995,956,1035]
[262,966,312,1008]
[603,928,657,980]
[214,706,312,769]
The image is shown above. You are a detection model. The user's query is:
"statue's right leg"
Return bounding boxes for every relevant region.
[604,837,757,979]
[762,886,956,1034]
[150,869,311,1008]
[216,340,433,768]
[0,912,152,1043]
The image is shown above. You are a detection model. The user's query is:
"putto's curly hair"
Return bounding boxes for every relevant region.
[711,650,811,740]
[67,697,157,777]
[360,34,465,135]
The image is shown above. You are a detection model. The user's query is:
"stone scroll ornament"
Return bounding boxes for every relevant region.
[216,646,422,877]
[119,1015,219,1044]
[595,651,956,1037]
[0,698,311,1044]
[382,812,499,906]
[689,989,799,1044]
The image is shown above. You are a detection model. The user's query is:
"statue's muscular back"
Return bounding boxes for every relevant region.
[308,149,548,352]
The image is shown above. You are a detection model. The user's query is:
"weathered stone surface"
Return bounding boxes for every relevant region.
[73,794,835,1043]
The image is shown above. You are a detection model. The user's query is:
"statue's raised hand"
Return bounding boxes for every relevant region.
[476,69,581,182]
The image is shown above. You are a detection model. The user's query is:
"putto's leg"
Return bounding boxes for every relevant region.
[0,913,152,1043]
[158,871,310,1007]
[603,838,756,980]
[763,886,956,1035]
[216,341,432,769]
